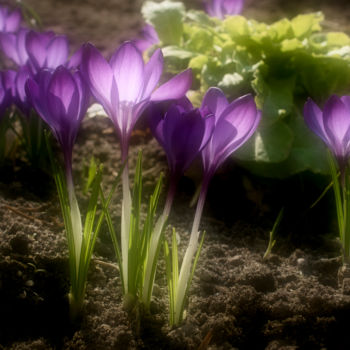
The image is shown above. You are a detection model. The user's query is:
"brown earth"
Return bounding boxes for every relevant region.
[1,0,350,349]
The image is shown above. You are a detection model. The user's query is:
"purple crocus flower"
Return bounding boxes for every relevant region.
[81,41,192,160]
[0,6,21,33]
[201,88,261,179]
[149,98,214,180]
[205,0,244,19]
[304,95,350,177]
[133,24,160,53]
[142,99,214,306]
[26,30,69,73]
[25,66,89,177]
[173,87,260,325]
[82,41,192,296]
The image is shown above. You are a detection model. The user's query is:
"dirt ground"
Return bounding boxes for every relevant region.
[1,0,350,349]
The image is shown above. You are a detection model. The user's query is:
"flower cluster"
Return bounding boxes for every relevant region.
[0,2,262,326]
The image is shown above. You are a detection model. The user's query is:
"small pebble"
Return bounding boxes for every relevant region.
[25,280,34,287]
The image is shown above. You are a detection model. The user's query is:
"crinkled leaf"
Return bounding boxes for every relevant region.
[142,1,185,45]
[234,120,294,163]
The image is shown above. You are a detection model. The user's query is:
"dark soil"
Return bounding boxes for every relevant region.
[1,0,350,349]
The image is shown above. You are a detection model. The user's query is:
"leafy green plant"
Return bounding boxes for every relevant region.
[46,133,114,321]
[142,1,350,177]
[102,151,166,310]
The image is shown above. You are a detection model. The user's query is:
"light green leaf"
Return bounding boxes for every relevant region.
[142,1,185,45]
[223,15,250,38]
[291,12,323,38]
[281,38,304,52]
[253,71,296,124]
[234,121,294,163]
[326,32,350,47]
[269,18,293,41]
[186,27,213,53]
[188,54,208,71]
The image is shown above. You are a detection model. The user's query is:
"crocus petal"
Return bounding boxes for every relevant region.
[150,68,192,102]
[221,94,260,141]
[222,0,244,15]
[48,66,77,116]
[26,31,49,69]
[14,65,32,115]
[0,33,19,64]
[303,98,329,146]
[201,87,229,122]
[5,9,21,32]
[324,95,350,158]
[141,48,163,99]
[133,24,160,53]
[148,102,166,148]
[202,93,261,175]
[26,74,50,124]
[81,43,118,119]
[46,36,69,69]
[340,96,350,112]
[110,41,144,102]
[0,29,29,66]
[67,46,83,69]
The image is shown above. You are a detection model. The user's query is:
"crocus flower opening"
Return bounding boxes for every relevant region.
[304,96,350,180]
[0,6,22,33]
[26,30,69,73]
[205,0,244,19]
[201,88,262,181]
[82,41,192,160]
[149,98,214,182]
[25,66,89,180]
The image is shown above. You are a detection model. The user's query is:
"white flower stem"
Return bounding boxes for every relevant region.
[120,141,131,295]
[174,176,210,324]
[65,155,83,279]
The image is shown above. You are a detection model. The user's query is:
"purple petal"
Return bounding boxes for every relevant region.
[26,31,55,71]
[324,95,350,158]
[0,29,29,66]
[133,24,159,53]
[81,43,118,120]
[150,69,192,102]
[303,98,329,145]
[46,35,69,69]
[202,93,261,175]
[340,96,350,112]
[141,48,163,99]
[201,87,229,122]
[222,0,244,15]
[110,41,144,102]
[67,46,83,69]
[148,102,166,148]
[221,94,260,140]
[14,65,32,114]
[48,66,77,116]
[5,9,21,32]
